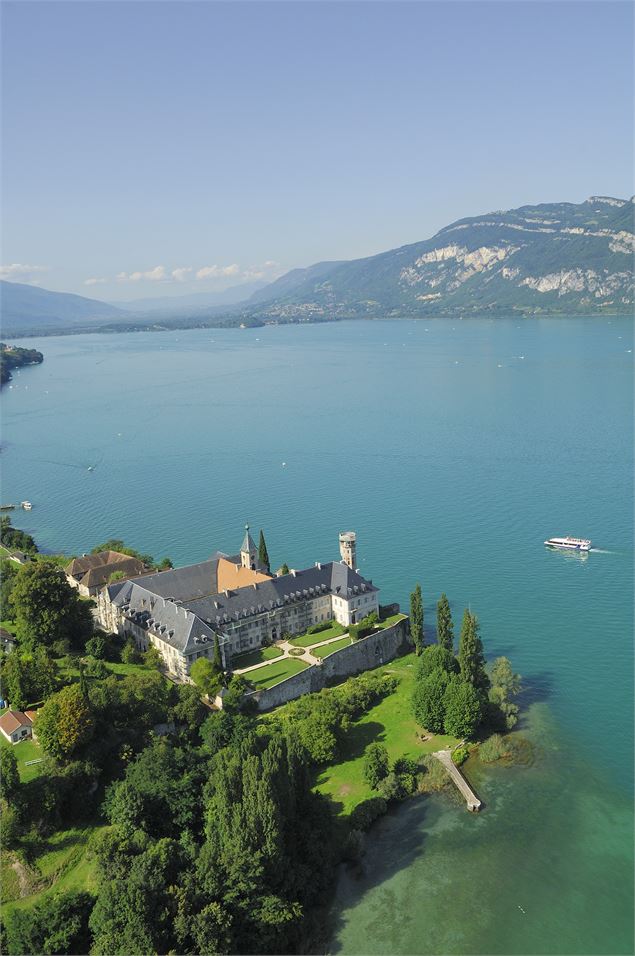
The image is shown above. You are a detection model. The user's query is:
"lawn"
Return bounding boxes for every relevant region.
[2,823,102,913]
[312,652,458,813]
[376,612,407,629]
[0,618,17,635]
[232,645,284,669]
[247,658,309,690]
[289,622,345,647]
[311,636,352,658]
[0,735,45,782]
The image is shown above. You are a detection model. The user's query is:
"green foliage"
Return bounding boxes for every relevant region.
[258,529,270,573]
[487,657,522,730]
[189,657,222,698]
[415,643,459,681]
[0,516,38,555]
[478,733,507,763]
[86,635,107,659]
[170,683,207,735]
[377,770,407,801]
[121,639,141,665]
[0,558,19,620]
[442,677,484,738]
[11,561,93,651]
[363,742,389,790]
[409,583,424,654]
[349,796,388,831]
[1,646,58,709]
[412,667,450,733]
[436,593,454,652]
[279,563,290,575]
[490,656,521,697]
[458,610,489,692]
[306,619,335,635]
[36,683,96,760]
[4,890,93,956]
[452,745,470,766]
[0,747,20,802]
[143,645,163,670]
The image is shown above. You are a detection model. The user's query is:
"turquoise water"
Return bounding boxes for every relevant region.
[1,317,633,953]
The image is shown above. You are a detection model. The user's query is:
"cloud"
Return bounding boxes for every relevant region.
[84,277,107,286]
[242,260,282,280]
[116,266,166,282]
[171,267,192,282]
[195,263,240,280]
[0,263,48,284]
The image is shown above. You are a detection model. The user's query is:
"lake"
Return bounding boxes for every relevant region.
[2,316,633,954]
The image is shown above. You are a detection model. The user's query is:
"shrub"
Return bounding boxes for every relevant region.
[378,771,407,802]
[478,733,507,763]
[85,635,107,660]
[452,745,469,766]
[307,620,333,635]
[393,754,418,776]
[349,796,388,831]
[418,755,452,793]
[363,743,389,789]
[288,647,305,657]
[121,639,141,665]
[84,656,108,679]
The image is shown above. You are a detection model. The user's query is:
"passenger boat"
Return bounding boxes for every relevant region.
[544,536,591,552]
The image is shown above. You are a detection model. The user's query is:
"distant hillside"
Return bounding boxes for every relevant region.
[111,280,269,314]
[233,196,634,322]
[1,281,124,335]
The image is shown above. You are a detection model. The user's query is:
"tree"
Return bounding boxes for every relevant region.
[189,657,221,698]
[458,610,489,691]
[212,634,223,673]
[171,684,206,735]
[36,683,95,760]
[443,677,483,738]
[4,891,93,956]
[0,559,19,621]
[489,657,521,698]
[0,747,20,803]
[436,593,454,652]
[11,561,93,650]
[86,635,107,660]
[258,530,270,573]
[1,647,58,710]
[409,584,424,654]
[412,667,450,733]
[279,563,290,576]
[363,742,389,790]
[415,643,459,681]
[121,639,141,664]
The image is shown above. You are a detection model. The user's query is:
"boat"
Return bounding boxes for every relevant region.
[0,504,15,511]
[544,536,591,552]
[20,501,32,510]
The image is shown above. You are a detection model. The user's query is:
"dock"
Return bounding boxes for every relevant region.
[433,749,482,812]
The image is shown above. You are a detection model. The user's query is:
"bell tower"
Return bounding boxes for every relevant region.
[240,524,258,570]
[339,531,357,570]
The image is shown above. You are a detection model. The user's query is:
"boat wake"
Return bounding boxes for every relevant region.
[589,548,611,554]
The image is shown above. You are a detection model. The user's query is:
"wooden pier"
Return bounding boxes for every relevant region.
[433,749,482,812]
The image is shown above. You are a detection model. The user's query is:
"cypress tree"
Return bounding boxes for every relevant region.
[212,634,223,673]
[436,593,454,652]
[409,584,424,655]
[258,530,270,573]
[78,659,89,701]
[457,610,489,691]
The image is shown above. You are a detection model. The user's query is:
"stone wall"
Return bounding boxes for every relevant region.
[247,618,411,712]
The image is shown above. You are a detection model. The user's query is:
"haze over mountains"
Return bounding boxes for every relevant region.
[2,196,633,336]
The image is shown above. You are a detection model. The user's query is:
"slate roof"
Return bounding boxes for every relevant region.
[188,561,377,631]
[109,555,377,657]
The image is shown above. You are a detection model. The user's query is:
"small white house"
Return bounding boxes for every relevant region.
[0,709,36,744]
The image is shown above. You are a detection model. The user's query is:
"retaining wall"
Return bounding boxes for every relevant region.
[247,618,411,712]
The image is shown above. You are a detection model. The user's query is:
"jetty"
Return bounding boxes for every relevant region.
[433,749,482,812]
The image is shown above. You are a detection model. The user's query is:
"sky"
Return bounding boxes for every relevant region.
[1,0,633,301]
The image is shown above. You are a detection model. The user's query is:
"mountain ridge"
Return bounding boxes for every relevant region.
[2,196,632,336]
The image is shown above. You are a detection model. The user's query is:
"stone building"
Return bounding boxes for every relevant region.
[97,529,379,681]
[66,550,148,597]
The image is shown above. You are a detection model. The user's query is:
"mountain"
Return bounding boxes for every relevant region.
[233,196,634,322]
[0,281,124,335]
[111,280,269,314]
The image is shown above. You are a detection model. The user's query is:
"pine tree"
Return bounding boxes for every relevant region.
[458,610,489,691]
[258,530,270,573]
[409,584,424,654]
[436,593,454,652]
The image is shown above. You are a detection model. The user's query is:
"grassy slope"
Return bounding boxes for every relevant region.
[232,645,284,669]
[312,653,457,814]
[312,636,352,658]
[289,622,345,647]
[0,736,45,783]
[248,657,309,689]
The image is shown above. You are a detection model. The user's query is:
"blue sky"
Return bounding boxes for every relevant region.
[2,0,633,300]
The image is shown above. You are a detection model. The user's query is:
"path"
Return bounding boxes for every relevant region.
[433,749,482,812]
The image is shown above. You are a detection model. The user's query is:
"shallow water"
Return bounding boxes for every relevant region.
[2,316,633,953]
